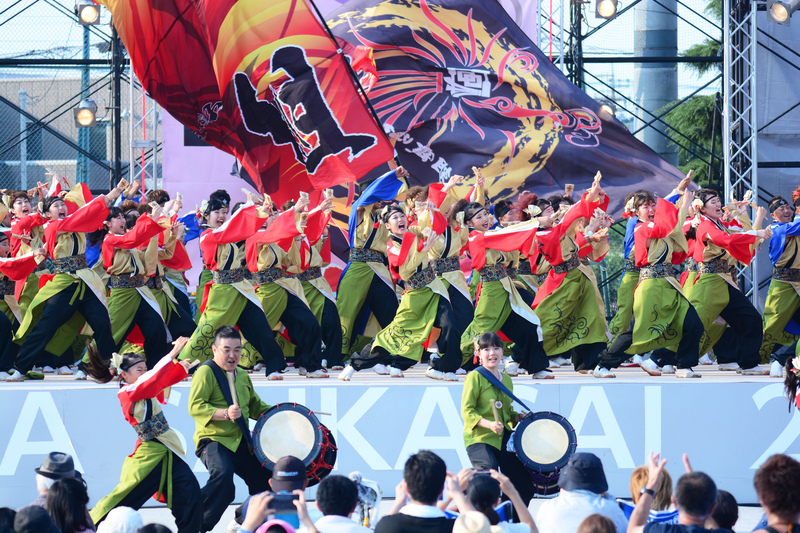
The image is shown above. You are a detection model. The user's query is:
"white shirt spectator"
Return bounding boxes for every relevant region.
[534,489,628,533]
[314,514,372,533]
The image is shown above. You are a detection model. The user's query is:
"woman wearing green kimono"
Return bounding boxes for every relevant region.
[88,338,201,533]
[193,190,230,321]
[594,190,705,378]
[339,203,461,380]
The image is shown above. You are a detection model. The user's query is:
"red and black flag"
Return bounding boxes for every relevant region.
[328,0,685,217]
[98,0,394,206]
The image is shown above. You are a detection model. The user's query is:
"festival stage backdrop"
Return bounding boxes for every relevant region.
[97,0,394,206]
[328,0,686,217]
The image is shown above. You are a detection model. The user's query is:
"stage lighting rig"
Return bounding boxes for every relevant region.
[767,0,799,24]
[73,100,98,128]
[596,0,619,19]
[76,0,101,26]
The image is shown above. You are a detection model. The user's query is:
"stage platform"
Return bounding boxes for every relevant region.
[0,363,795,508]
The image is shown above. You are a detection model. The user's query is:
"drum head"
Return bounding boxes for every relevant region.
[513,411,578,495]
[252,404,324,471]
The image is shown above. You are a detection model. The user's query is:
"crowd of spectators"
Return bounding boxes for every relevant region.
[4,448,800,533]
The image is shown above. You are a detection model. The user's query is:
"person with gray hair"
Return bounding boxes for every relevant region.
[28,452,83,508]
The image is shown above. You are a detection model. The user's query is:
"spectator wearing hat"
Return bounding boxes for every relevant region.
[377,450,474,533]
[627,452,721,533]
[29,452,83,508]
[534,453,627,533]
[13,505,61,533]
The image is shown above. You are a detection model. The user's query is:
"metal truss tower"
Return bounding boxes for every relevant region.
[723,0,759,304]
[129,73,160,193]
[538,0,568,74]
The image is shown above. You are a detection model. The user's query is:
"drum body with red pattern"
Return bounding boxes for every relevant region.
[251,403,337,486]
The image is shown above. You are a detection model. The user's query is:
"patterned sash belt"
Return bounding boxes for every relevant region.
[639,263,672,280]
[506,267,518,279]
[34,263,46,273]
[349,247,385,264]
[552,254,580,275]
[145,276,164,290]
[252,268,286,286]
[296,266,321,282]
[698,257,733,275]
[133,411,170,442]
[431,256,461,276]
[624,257,641,273]
[406,267,435,290]
[0,277,15,296]
[108,274,147,289]
[684,257,698,272]
[50,254,87,274]
[213,268,248,285]
[536,273,549,286]
[480,263,508,283]
[773,267,800,283]
[517,260,532,276]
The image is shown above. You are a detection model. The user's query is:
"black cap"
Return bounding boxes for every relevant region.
[557,452,608,494]
[35,452,82,481]
[14,506,61,533]
[271,456,307,492]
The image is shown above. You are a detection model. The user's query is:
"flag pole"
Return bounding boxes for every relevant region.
[304,0,391,145]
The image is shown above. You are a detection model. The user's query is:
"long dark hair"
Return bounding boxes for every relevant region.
[785,359,799,412]
[466,475,502,525]
[87,206,122,247]
[44,477,94,533]
[84,342,144,384]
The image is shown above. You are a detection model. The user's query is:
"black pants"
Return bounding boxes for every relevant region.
[467,435,535,512]
[428,294,461,373]
[119,298,172,369]
[167,299,198,340]
[280,293,322,372]
[499,311,549,374]
[101,451,202,533]
[599,306,704,370]
[448,284,474,338]
[196,439,271,533]
[715,285,763,369]
[168,281,194,317]
[234,300,286,376]
[345,275,398,355]
[14,282,116,374]
[0,312,19,372]
[319,298,343,367]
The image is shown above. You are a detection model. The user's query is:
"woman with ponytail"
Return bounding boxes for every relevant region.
[88,338,202,533]
[689,188,772,375]
[466,471,537,532]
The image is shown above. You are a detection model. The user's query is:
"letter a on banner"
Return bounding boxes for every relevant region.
[568,387,635,468]
[0,392,84,475]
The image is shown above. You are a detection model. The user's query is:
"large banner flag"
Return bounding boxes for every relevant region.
[98,0,394,205]
[328,0,685,217]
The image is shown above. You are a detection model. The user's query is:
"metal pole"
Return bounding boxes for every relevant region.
[77,25,90,184]
[111,22,123,188]
[19,90,28,190]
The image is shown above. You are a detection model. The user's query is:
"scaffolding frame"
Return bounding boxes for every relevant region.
[538,0,568,74]
[723,0,759,305]
[128,73,160,194]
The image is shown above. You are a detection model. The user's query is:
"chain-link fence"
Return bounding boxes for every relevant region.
[0,0,159,194]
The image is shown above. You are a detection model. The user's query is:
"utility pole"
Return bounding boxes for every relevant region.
[111,22,124,188]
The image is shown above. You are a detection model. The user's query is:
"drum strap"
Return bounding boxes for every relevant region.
[475,367,533,412]
[201,360,253,452]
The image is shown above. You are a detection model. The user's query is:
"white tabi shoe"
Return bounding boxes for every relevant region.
[531,370,554,379]
[73,370,87,380]
[593,366,616,378]
[456,368,467,375]
[6,370,24,382]
[505,361,519,377]
[661,365,675,374]
[640,358,662,376]
[0,371,8,380]
[42,366,55,373]
[305,369,329,378]
[676,368,701,378]
[698,354,713,365]
[770,361,784,378]
[389,366,404,378]
[738,365,769,375]
[718,362,740,371]
[338,366,355,381]
[443,372,459,381]
[425,367,444,380]
[297,367,308,376]
[372,363,390,375]
[267,372,284,381]
[57,366,73,375]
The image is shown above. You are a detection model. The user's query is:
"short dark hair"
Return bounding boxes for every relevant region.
[494,200,514,220]
[0,508,15,529]
[476,332,502,351]
[42,196,65,214]
[754,454,800,520]
[578,514,616,533]
[138,525,173,533]
[214,326,241,346]
[316,475,359,517]
[381,205,405,224]
[711,490,738,531]
[404,450,446,505]
[674,472,717,517]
